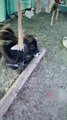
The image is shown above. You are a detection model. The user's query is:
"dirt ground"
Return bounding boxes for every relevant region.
[1,11,67,120]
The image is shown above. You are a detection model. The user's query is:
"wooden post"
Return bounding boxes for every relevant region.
[36,0,42,14]
[55,8,59,21]
[50,10,55,26]
[18,0,24,50]
[45,0,55,13]
[45,0,51,13]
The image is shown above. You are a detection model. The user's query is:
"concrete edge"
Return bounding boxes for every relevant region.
[0,48,46,118]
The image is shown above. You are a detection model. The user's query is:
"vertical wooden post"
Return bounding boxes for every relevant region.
[18,0,24,50]
[55,8,59,21]
[36,0,42,14]
[45,0,51,13]
[50,10,55,26]
[45,0,55,13]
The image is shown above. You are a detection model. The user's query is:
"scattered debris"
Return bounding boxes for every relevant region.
[62,37,67,48]
[25,10,34,19]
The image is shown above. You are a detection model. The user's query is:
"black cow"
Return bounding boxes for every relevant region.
[0,27,39,68]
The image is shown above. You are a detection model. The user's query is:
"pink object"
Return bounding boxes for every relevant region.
[47,90,54,97]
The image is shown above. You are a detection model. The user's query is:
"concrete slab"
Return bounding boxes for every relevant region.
[0,48,46,118]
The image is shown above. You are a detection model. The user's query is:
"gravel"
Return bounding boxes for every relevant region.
[1,12,67,120]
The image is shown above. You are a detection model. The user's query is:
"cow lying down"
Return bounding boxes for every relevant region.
[0,27,39,69]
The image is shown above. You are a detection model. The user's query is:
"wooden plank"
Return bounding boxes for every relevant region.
[0,48,46,118]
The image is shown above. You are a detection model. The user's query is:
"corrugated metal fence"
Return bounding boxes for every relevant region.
[0,0,48,22]
[0,0,36,22]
